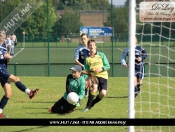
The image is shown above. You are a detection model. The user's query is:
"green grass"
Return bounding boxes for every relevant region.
[0,77,175,132]
[8,43,175,77]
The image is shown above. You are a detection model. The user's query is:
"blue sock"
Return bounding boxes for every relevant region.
[0,95,9,109]
[15,81,27,92]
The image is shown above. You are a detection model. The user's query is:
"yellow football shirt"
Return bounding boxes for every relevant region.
[84,52,110,79]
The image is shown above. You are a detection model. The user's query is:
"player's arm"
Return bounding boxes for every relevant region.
[78,78,85,100]
[75,60,84,68]
[141,48,147,60]
[74,48,84,68]
[4,53,11,63]
[102,53,110,71]
[121,48,128,68]
[82,58,90,75]
[66,74,73,93]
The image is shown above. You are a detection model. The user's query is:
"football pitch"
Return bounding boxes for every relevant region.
[7,41,175,77]
[0,77,174,132]
[11,41,175,64]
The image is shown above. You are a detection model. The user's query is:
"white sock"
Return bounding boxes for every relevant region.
[25,88,31,95]
[0,108,3,113]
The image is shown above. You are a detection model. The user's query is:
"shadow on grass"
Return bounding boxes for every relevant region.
[23,107,49,109]
[29,101,55,103]
[105,96,128,98]
[13,126,48,132]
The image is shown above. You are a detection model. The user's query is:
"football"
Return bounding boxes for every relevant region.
[67,92,79,104]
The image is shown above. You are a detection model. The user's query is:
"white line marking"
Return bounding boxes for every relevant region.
[117,48,124,52]
[11,48,24,59]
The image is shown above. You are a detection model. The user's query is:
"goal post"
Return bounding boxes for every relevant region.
[128,0,136,132]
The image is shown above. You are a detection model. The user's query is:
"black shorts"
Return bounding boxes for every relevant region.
[135,66,144,80]
[96,77,108,91]
[51,97,76,114]
[0,69,10,87]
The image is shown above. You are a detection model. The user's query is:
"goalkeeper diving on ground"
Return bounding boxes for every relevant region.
[121,36,147,98]
[49,65,85,114]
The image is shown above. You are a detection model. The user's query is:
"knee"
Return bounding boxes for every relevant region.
[139,80,143,85]
[99,90,107,99]
[137,79,143,85]
[13,77,20,83]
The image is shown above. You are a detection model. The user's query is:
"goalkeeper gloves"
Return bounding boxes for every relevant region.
[73,99,81,107]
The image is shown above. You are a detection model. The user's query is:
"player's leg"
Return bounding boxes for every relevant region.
[134,70,139,98]
[89,88,107,110]
[11,45,14,56]
[7,74,39,99]
[0,82,11,118]
[84,81,89,98]
[137,66,144,93]
[61,100,76,114]
[50,97,76,114]
[7,45,11,54]
[50,97,65,113]
[83,83,98,112]
[84,77,107,112]
[83,76,98,112]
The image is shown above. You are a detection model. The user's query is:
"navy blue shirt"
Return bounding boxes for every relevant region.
[74,44,90,65]
[121,45,147,71]
[0,44,8,71]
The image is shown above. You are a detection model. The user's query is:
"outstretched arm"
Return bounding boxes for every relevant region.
[66,74,73,93]
[121,48,129,68]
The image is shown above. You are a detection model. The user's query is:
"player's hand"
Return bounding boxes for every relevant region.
[137,57,142,62]
[94,68,103,74]
[123,64,127,68]
[82,70,89,75]
[81,65,84,68]
[4,53,11,59]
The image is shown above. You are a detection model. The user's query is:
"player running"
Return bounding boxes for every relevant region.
[121,36,147,98]
[74,33,90,97]
[49,65,85,114]
[82,40,110,112]
[0,30,39,118]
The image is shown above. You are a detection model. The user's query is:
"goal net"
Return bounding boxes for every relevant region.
[134,1,175,131]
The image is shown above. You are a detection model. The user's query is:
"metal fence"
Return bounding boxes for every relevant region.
[0,1,174,77]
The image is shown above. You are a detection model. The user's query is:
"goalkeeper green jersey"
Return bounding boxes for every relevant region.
[63,74,85,100]
[84,52,110,79]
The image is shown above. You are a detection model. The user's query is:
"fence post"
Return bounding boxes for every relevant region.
[111,0,114,77]
[14,63,17,76]
[47,0,50,77]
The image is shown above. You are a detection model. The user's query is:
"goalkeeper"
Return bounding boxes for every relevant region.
[82,40,110,112]
[121,36,147,98]
[49,65,85,114]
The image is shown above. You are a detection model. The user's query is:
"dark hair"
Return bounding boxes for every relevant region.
[81,33,88,38]
[87,40,96,46]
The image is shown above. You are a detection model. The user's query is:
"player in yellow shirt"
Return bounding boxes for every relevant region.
[82,40,110,112]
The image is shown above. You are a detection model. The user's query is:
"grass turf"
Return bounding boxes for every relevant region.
[0,77,174,132]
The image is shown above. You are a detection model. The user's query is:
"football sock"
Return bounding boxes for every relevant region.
[86,91,95,108]
[25,88,31,95]
[91,94,101,108]
[0,95,9,110]
[135,86,138,98]
[137,83,142,92]
[15,81,27,92]
[85,88,88,95]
